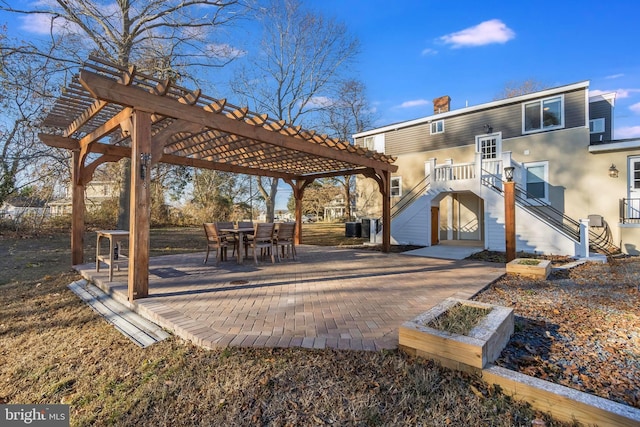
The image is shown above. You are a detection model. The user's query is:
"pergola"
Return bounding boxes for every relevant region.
[39,57,397,300]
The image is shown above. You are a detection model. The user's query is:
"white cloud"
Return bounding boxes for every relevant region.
[398,99,429,108]
[20,13,80,35]
[421,48,438,56]
[305,96,334,108]
[440,19,515,48]
[206,43,246,60]
[605,73,624,79]
[590,88,640,99]
[630,102,640,114]
[614,89,633,99]
[617,126,640,139]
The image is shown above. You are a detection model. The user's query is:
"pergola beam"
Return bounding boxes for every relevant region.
[39,133,298,180]
[79,70,396,173]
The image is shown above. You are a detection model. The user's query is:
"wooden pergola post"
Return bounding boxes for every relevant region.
[287,178,313,245]
[379,169,391,253]
[365,169,391,253]
[127,111,152,300]
[71,150,86,265]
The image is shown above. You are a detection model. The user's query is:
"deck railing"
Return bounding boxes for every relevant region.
[391,175,431,220]
[620,198,640,224]
[481,169,581,241]
[433,162,476,182]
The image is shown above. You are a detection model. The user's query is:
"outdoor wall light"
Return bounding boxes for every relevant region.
[484,124,493,134]
[504,166,515,182]
[609,164,619,178]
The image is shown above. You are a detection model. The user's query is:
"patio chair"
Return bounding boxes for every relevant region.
[216,221,238,255]
[250,222,276,264]
[275,222,296,260]
[237,221,254,257]
[203,223,229,265]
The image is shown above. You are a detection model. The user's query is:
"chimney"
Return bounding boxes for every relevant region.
[433,95,451,114]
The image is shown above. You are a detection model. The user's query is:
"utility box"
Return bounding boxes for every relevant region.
[361,218,380,241]
[588,214,604,227]
[345,222,362,238]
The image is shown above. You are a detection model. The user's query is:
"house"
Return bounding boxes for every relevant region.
[324,194,354,221]
[48,179,117,216]
[0,196,48,220]
[354,81,640,256]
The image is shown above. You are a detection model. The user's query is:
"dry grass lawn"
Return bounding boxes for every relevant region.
[0,224,572,426]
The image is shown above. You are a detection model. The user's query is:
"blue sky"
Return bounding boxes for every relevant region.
[309,0,640,139]
[2,0,638,138]
[2,0,639,209]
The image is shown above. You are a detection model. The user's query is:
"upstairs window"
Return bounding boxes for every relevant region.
[430,120,444,134]
[390,176,402,197]
[523,95,564,133]
[363,134,385,153]
[363,136,375,150]
[589,118,605,133]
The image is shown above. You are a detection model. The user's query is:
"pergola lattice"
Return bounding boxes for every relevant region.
[40,56,397,300]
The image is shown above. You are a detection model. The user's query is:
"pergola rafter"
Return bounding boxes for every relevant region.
[40,56,397,300]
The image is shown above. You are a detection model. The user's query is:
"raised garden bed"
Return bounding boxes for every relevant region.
[399,298,514,372]
[506,258,551,279]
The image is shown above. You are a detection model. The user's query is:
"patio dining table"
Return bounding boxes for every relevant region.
[218,227,255,264]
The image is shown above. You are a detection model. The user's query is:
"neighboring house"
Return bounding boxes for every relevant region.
[0,196,48,220]
[324,195,354,220]
[354,81,640,256]
[48,180,117,216]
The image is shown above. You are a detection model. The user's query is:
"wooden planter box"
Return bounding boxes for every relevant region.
[506,258,551,279]
[399,298,514,372]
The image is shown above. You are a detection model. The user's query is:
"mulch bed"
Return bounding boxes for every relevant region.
[473,257,640,409]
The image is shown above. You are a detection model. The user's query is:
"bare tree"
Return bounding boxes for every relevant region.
[0,36,64,208]
[0,0,248,228]
[494,78,550,100]
[321,79,376,220]
[231,0,359,221]
[189,169,261,223]
[286,179,339,220]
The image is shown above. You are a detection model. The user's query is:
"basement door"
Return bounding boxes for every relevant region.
[629,156,640,219]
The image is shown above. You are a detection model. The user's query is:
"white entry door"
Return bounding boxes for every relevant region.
[629,157,640,219]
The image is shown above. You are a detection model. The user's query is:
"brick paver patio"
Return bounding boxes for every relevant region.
[76,245,504,351]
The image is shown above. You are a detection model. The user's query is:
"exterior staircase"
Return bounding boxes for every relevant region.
[384,153,619,257]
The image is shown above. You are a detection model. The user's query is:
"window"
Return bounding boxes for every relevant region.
[363,136,375,150]
[430,120,444,134]
[362,134,385,153]
[522,95,564,133]
[524,162,548,202]
[589,118,605,134]
[390,177,402,197]
[475,133,502,159]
